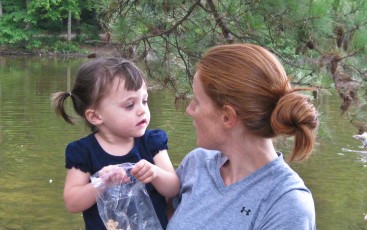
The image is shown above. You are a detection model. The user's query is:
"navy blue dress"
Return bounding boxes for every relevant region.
[65,129,169,230]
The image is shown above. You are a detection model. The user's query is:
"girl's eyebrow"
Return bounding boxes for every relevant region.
[119,93,148,102]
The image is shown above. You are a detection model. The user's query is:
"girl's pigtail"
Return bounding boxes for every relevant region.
[51,92,75,125]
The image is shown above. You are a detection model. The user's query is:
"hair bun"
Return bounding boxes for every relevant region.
[271,91,318,161]
[271,92,317,135]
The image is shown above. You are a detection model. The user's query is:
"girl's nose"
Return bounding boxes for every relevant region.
[137,103,146,116]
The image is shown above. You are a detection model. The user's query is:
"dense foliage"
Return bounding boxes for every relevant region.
[1,0,367,126]
[105,1,367,130]
[0,0,98,52]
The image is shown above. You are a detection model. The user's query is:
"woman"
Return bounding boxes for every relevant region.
[167,44,318,229]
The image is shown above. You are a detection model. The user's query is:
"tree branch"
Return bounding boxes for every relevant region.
[206,0,233,43]
[128,0,202,45]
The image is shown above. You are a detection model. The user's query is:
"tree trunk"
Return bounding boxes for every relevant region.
[25,0,30,29]
[76,19,81,36]
[0,1,3,17]
[67,10,72,42]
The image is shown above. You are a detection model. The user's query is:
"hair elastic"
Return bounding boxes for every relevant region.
[68,92,72,97]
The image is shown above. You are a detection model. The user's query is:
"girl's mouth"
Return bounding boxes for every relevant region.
[137,119,147,126]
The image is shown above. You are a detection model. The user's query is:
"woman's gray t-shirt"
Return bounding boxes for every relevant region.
[167,148,316,230]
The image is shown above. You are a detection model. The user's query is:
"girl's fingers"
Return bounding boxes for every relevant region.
[100,165,131,184]
[131,160,147,176]
[139,174,154,184]
[132,162,157,183]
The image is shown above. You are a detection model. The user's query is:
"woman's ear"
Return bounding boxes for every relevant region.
[222,105,238,128]
[85,108,102,126]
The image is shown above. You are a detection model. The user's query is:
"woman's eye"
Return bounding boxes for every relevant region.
[143,99,148,105]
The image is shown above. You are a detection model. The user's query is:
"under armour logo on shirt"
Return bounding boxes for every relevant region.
[240,207,251,216]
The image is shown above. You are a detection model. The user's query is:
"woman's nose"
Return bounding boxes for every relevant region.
[186,101,193,116]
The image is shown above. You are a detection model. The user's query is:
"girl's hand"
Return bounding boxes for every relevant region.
[131,159,157,184]
[98,165,130,187]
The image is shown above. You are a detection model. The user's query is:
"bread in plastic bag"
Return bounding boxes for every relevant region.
[91,163,163,230]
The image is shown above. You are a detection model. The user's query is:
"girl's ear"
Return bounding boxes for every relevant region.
[222,105,238,128]
[85,108,102,126]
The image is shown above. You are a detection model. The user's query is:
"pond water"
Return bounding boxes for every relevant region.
[0,56,367,229]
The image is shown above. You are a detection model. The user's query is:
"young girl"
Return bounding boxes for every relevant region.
[52,57,179,230]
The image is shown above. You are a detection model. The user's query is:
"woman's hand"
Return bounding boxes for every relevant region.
[131,159,157,184]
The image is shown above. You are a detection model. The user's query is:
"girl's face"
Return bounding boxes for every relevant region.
[94,78,150,139]
[186,71,224,149]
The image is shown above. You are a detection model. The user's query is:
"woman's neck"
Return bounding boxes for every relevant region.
[219,136,278,186]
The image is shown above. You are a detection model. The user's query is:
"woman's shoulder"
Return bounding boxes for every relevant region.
[255,158,315,228]
[187,147,218,156]
[265,155,309,191]
[181,148,220,165]
[258,188,315,229]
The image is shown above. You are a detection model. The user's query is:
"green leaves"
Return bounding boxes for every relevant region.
[2,0,367,107]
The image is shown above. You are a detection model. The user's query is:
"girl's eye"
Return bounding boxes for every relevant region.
[125,103,134,109]
[143,99,148,105]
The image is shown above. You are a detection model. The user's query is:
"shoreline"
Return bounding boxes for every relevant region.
[0,45,118,58]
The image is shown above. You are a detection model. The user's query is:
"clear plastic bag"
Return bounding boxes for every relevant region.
[91,163,163,230]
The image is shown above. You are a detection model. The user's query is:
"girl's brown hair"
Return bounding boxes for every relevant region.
[51,57,148,133]
[197,43,318,162]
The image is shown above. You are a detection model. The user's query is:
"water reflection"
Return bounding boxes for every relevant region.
[0,56,367,229]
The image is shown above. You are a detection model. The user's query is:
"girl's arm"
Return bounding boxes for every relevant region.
[131,150,180,198]
[63,168,98,213]
[64,166,129,213]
